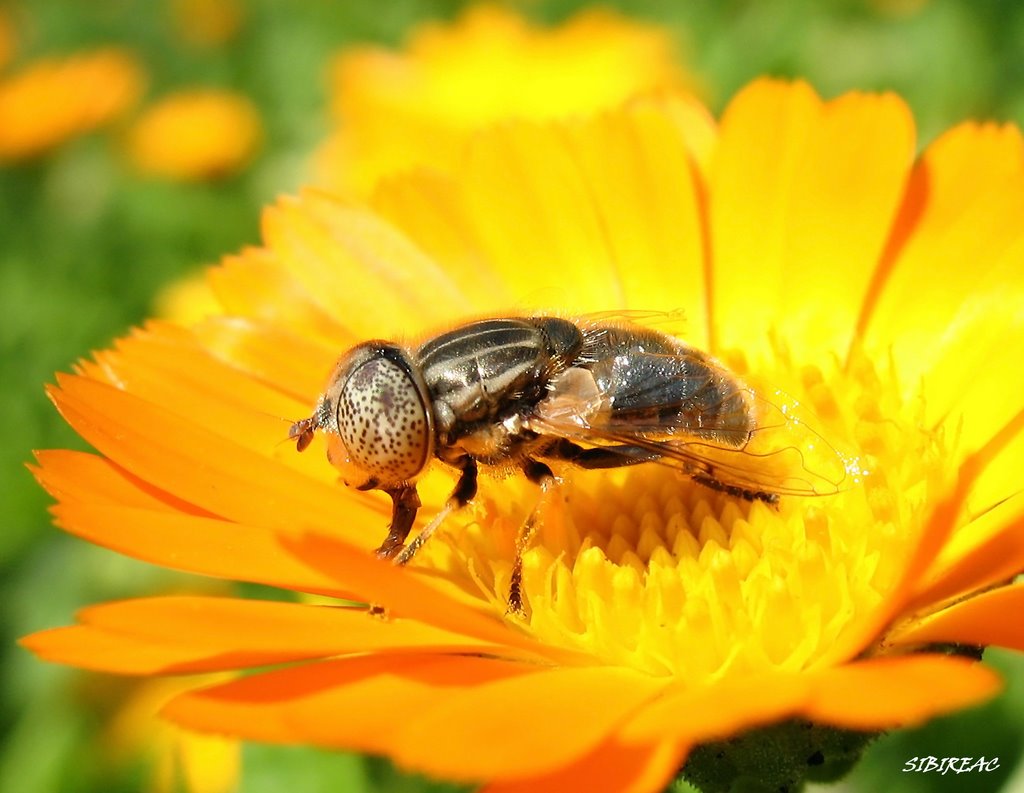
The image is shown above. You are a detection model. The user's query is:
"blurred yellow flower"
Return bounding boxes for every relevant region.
[0,48,144,161]
[153,269,225,324]
[105,676,239,793]
[24,80,1024,790]
[314,3,694,194]
[126,89,261,182]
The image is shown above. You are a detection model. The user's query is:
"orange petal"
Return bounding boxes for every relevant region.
[907,494,1024,611]
[483,737,686,793]
[620,671,809,744]
[36,450,567,662]
[23,596,506,674]
[563,101,709,342]
[47,495,556,662]
[48,373,382,547]
[209,248,350,347]
[78,596,494,652]
[75,323,348,490]
[51,500,350,597]
[34,449,199,513]
[34,451,348,596]
[801,655,1002,730]
[163,654,536,749]
[390,665,669,781]
[889,584,1024,652]
[280,531,584,662]
[190,315,340,404]
[23,626,241,675]
[87,324,311,447]
[709,79,914,361]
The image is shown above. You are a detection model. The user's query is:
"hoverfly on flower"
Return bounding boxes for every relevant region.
[291,314,853,611]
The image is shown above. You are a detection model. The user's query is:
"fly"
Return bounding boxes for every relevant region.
[290,316,850,613]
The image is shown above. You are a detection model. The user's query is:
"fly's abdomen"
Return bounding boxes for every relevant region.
[417,317,583,428]
[585,325,753,446]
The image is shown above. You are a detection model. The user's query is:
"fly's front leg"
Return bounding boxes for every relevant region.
[376,485,422,560]
[393,457,478,566]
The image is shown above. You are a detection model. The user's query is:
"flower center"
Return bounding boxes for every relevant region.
[428,343,954,682]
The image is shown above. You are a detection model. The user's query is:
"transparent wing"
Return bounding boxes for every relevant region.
[577,308,688,329]
[528,362,855,498]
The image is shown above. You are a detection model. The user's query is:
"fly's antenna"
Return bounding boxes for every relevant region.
[288,416,316,452]
[241,407,318,451]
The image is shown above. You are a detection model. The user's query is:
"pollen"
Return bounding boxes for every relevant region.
[432,342,955,682]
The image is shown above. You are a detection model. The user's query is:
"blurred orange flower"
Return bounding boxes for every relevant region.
[126,89,261,182]
[0,48,144,161]
[171,0,244,48]
[25,80,1024,791]
[314,3,695,195]
[0,8,15,73]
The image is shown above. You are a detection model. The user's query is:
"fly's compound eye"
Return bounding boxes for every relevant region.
[334,352,432,487]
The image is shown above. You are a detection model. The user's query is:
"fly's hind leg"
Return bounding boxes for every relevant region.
[547,438,779,506]
[391,457,478,566]
[689,471,779,506]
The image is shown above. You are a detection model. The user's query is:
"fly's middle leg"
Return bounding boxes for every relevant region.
[507,459,559,615]
[545,438,663,469]
[689,471,779,506]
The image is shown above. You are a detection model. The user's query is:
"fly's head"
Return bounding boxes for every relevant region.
[291,342,435,491]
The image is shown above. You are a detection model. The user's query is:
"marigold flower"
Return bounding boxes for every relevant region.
[314,3,693,195]
[0,48,144,161]
[25,80,1024,791]
[125,89,261,182]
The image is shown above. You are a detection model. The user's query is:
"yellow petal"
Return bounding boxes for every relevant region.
[908,494,1024,611]
[860,123,1024,454]
[563,100,709,338]
[458,123,625,313]
[263,192,473,339]
[709,79,914,361]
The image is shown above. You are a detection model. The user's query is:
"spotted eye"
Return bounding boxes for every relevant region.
[335,354,431,485]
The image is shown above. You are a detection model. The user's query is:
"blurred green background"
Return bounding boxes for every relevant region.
[2,1,1023,791]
